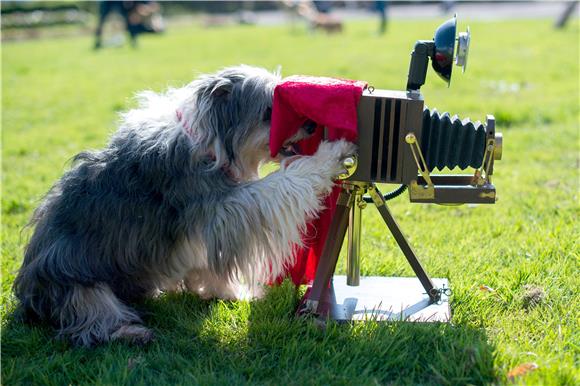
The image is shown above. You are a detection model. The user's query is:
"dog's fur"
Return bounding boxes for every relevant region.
[13,65,355,346]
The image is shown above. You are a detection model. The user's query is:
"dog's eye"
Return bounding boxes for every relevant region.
[302,119,317,135]
[263,107,272,122]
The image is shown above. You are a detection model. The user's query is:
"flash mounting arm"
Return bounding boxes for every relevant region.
[406,41,435,92]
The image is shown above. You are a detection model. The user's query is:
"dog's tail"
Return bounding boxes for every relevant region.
[14,177,81,322]
[14,254,143,346]
[13,239,75,325]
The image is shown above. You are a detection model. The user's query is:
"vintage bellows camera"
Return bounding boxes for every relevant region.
[301,16,503,321]
[347,15,502,204]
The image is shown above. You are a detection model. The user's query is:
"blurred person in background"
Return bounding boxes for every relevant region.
[94,1,163,49]
[374,1,388,35]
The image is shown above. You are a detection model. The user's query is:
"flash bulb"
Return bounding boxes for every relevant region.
[455,26,470,72]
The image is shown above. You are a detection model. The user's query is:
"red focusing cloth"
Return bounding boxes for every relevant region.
[270,75,367,285]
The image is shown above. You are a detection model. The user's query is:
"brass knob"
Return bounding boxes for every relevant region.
[337,156,358,180]
[405,133,416,144]
[342,157,355,169]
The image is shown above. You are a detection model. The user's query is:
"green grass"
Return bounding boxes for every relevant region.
[2,18,579,385]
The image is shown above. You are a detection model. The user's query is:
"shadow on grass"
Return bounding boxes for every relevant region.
[1,281,496,385]
[244,282,496,385]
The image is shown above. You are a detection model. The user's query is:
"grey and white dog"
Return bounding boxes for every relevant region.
[14,65,354,346]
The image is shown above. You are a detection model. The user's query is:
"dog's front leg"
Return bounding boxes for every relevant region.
[197,139,356,293]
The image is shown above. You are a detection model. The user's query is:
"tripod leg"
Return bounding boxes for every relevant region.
[302,188,353,315]
[368,184,440,302]
[346,192,363,286]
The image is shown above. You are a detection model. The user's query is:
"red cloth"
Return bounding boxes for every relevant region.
[270,75,367,285]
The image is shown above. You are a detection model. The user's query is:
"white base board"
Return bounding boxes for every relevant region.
[326,276,451,322]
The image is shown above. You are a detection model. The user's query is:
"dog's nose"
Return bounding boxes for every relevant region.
[302,120,317,135]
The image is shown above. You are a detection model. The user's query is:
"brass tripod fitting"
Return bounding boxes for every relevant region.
[337,156,358,180]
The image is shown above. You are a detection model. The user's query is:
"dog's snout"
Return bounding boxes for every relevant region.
[302,120,317,135]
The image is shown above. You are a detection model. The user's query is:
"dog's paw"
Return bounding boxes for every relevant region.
[315,139,357,161]
[282,139,356,197]
[313,139,357,177]
[111,324,155,345]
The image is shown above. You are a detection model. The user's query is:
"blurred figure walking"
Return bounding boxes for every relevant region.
[375,1,388,35]
[94,1,163,49]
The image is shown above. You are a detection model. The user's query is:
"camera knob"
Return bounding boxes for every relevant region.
[337,157,357,180]
[343,157,355,169]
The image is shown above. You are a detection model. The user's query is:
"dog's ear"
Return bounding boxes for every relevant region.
[207,77,233,98]
[193,75,239,165]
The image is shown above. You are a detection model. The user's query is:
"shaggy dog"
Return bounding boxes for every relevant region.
[14,65,355,346]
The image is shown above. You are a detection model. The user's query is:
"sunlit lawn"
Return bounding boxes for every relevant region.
[2,18,579,385]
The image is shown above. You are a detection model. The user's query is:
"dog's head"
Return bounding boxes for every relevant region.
[184,65,314,180]
[184,65,276,179]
